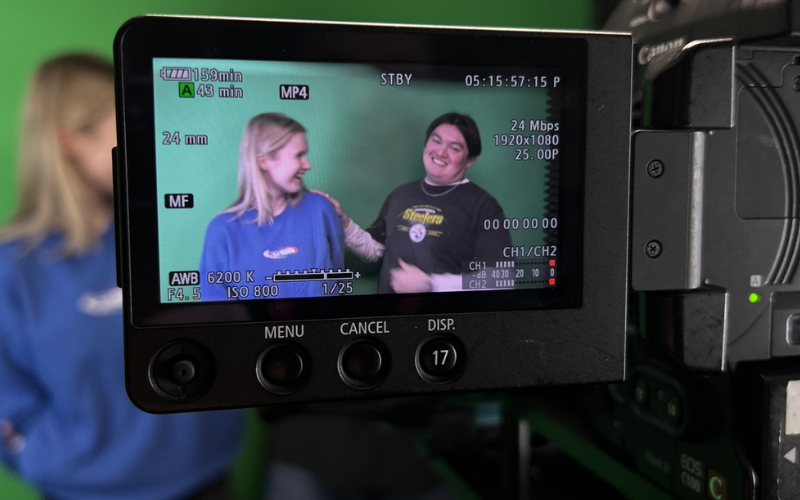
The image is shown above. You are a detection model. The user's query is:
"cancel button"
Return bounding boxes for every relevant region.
[340,321,390,335]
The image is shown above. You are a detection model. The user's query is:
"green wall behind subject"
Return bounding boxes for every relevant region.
[0,0,595,226]
[0,1,595,500]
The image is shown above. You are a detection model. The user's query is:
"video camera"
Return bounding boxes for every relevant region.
[114,3,800,497]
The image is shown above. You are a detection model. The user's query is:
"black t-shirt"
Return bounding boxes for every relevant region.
[367,180,511,293]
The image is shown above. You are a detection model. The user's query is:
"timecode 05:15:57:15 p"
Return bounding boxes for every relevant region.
[464,75,561,88]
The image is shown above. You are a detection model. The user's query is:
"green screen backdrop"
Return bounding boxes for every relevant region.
[0,2,596,499]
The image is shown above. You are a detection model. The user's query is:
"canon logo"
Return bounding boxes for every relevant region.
[638,37,686,65]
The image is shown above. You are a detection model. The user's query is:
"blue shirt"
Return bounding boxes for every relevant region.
[0,228,242,500]
[199,193,345,301]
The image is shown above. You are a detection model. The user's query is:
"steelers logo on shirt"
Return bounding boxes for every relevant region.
[396,205,445,241]
[409,223,426,243]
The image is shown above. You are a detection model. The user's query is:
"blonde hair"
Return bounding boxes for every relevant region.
[1,53,114,255]
[223,112,306,225]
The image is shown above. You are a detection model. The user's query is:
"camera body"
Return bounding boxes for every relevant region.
[113,16,632,412]
[612,0,800,371]
[567,2,800,499]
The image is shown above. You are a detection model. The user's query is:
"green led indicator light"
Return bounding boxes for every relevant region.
[749,293,762,304]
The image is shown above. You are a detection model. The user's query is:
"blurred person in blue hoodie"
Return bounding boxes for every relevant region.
[0,53,243,500]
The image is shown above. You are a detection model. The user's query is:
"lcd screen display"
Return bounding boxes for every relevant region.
[153,58,567,304]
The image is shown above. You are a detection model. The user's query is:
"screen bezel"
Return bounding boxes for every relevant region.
[116,17,587,327]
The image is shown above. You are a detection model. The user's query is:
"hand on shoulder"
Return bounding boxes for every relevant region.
[310,189,351,230]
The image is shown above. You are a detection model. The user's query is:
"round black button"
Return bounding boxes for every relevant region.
[169,359,196,385]
[256,343,310,395]
[263,347,304,386]
[338,339,389,389]
[419,340,458,377]
[342,343,382,382]
[148,340,214,404]
[416,337,463,383]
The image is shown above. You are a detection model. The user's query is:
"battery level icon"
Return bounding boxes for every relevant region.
[160,67,191,81]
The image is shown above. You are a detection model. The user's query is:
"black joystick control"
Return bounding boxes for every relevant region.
[169,358,196,385]
[149,341,214,403]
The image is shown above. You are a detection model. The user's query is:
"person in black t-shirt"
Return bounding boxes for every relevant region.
[318,112,511,293]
